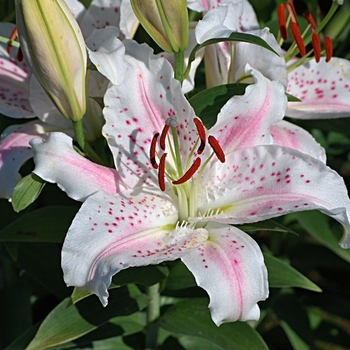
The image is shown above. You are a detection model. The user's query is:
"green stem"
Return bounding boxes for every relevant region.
[174,50,184,83]
[72,120,104,165]
[145,283,160,349]
[72,120,86,150]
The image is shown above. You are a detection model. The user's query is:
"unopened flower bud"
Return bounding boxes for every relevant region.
[130,0,188,52]
[15,0,87,121]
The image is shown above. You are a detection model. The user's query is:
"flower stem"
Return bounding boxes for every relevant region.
[174,50,184,84]
[72,120,104,165]
[145,283,160,349]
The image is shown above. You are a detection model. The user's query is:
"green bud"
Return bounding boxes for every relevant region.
[15,0,87,121]
[131,0,189,52]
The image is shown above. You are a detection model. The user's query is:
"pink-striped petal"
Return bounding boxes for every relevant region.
[30,132,124,201]
[102,42,198,188]
[62,190,208,305]
[196,145,350,248]
[270,120,326,163]
[0,121,50,199]
[182,222,268,325]
[286,57,350,119]
[210,66,287,153]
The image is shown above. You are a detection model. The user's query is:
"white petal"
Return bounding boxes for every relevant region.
[286,57,350,119]
[182,222,268,325]
[30,132,124,201]
[270,120,326,163]
[197,145,350,248]
[62,190,208,305]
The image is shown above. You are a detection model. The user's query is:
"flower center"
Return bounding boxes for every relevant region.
[277,0,339,70]
[149,116,225,221]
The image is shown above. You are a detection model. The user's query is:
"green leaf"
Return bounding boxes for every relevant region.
[70,288,93,305]
[291,211,350,263]
[11,173,46,212]
[159,299,269,350]
[0,206,78,243]
[15,243,70,299]
[280,320,310,350]
[112,265,169,287]
[264,253,322,292]
[166,261,196,290]
[238,219,298,235]
[25,285,149,350]
[272,294,312,349]
[189,84,248,128]
[185,32,278,79]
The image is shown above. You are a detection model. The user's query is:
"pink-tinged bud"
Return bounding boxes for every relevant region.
[15,0,87,121]
[130,0,188,52]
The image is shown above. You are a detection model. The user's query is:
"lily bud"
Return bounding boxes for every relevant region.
[130,0,188,52]
[15,0,87,121]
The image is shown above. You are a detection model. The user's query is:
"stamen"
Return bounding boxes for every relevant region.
[290,22,306,56]
[158,153,167,191]
[150,132,159,169]
[17,48,23,62]
[159,125,170,151]
[286,0,298,24]
[324,37,333,62]
[277,4,288,40]
[208,135,225,163]
[7,27,18,55]
[303,12,317,30]
[193,117,206,154]
[312,33,321,62]
[173,158,201,185]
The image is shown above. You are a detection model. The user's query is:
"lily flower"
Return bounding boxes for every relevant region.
[190,0,350,119]
[30,43,350,325]
[0,0,137,199]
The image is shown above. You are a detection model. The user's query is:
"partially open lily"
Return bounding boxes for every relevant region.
[30,42,350,326]
[15,0,88,121]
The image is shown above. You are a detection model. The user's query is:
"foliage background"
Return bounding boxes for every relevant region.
[1,0,350,349]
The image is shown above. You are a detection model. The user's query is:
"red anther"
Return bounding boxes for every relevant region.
[324,37,333,62]
[277,4,288,40]
[7,27,18,55]
[172,158,201,185]
[286,0,298,23]
[150,132,159,169]
[17,48,23,62]
[193,117,206,154]
[208,135,225,163]
[159,124,170,151]
[312,33,321,62]
[290,22,306,56]
[303,12,317,30]
[158,153,167,191]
